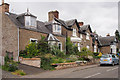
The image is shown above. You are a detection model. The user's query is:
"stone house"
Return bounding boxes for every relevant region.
[1,2,116,64]
[47,11,98,52]
[98,35,118,54]
[0,3,66,63]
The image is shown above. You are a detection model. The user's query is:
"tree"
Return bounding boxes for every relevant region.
[78,47,92,58]
[37,35,51,55]
[66,37,74,55]
[115,30,120,41]
[25,42,38,58]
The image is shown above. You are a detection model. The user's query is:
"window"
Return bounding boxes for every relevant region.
[53,24,61,34]
[78,43,81,51]
[73,28,77,36]
[86,33,89,40]
[25,16,30,26]
[58,42,62,51]
[25,16,36,28]
[86,45,89,49]
[31,17,36,27]
[30,38,38,43]
[73,42,76,46]
[80,34,83,38]
[110,45,116,54]
[94,45,97,52]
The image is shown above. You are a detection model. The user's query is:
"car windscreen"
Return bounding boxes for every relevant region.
[101,55,111,58]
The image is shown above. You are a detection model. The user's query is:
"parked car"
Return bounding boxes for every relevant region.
[100,54,119,66]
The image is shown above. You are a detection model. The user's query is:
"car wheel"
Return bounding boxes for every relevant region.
[112,62,115,66]
[117,60,119,65]
[100,64,102,66]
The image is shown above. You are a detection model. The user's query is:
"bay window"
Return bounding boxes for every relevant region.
[73,28,77,36]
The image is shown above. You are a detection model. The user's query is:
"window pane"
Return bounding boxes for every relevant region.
[25,16,30,26]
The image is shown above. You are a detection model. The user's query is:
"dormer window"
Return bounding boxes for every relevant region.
[25,9,37,28]
[52,20,61,35]
[53,24,61,32]
[25,16,37,28]
[86,33,90,40]
[73,28,77,36]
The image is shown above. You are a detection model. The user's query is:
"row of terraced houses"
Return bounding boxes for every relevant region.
[0,3,119,62]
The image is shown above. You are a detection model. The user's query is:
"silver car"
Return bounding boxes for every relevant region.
[100,54,119,66]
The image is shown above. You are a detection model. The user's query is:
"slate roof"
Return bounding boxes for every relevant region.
[98,36,116,46]
[45,34,60,42]
[79,25,92,33]
[54,18,79,30]
[7,13,51,34]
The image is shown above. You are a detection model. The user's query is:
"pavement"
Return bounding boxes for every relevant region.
[1,64,119,78]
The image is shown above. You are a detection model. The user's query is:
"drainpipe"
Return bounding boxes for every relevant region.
[17,28,19,61]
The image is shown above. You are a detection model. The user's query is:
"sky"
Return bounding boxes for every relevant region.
[1,0,119,37]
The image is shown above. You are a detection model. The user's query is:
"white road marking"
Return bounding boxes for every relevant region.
[106,67,118,72]
[84,73,101,78]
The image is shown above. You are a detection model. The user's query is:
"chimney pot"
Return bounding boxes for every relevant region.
[79,22,84,26]
[0,3,9,13]
[106,33,110,36]
[48,10,59,21]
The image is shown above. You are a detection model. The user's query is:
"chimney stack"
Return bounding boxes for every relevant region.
[48,10,59,22]
[0,1,9,13]
[78,22,84,26]
[106,33,110,36]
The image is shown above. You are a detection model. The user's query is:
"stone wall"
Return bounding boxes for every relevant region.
[19,57,41,68]
[2,13,18,61]
[99,46,110,54]
[19,28,66,51]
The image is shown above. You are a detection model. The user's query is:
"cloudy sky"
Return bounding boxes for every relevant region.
[2,0,119,36]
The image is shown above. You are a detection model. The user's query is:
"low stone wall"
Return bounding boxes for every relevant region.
[19,57,41,68]
[51,59,99,70]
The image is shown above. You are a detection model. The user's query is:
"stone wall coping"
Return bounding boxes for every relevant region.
[19,57,40,60]
[51,62,76,65]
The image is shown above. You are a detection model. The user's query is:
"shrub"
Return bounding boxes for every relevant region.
[40,54,55,70]
[2,61,18,72]
[25,42,39,58]
[93,52,99,56]
[66,37,74,55]
[78,47,92,58]
[78,57,85,61]
[19,50,28,58]
[37,35,51,55]
[51,46,65,58]
[66,55,78,62]
[52,58,65,63]
[12,70,26,76]
[2,54,18,72]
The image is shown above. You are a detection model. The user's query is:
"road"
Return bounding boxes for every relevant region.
[22,65,118,78]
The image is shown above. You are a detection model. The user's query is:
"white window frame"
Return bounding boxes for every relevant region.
[30,38,38,43]
[25,16,30,27]
[86,33,90,40]
[78,43,81,52]
[58,42,62,51]
[73,28,77,36]
[94,45,97,52]
[86,45,89,49]
[25,16,36,28]
[110,45,116,54]
[53,24,61,34]
[80,34,83,38]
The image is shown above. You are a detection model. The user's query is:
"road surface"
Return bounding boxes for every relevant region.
[22,65,118,78]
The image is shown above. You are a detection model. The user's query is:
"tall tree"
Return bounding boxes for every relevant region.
[115,30,120,41]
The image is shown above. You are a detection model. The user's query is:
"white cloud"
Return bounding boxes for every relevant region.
[4,2,118,37]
